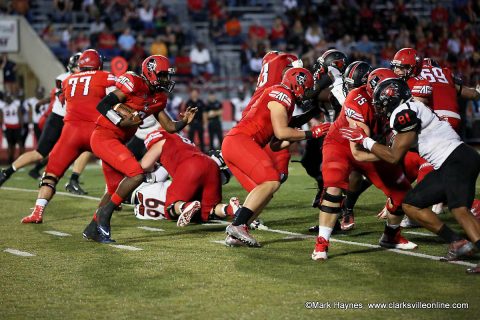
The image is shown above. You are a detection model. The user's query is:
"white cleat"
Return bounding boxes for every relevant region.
[311,236,329,261]
[177,201,201,227]
[432,203,445,215]
[400,216,421,228]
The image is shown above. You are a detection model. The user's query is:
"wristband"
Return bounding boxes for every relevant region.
[362,137,376,151]
[174,119,187,132]
[305,131,313,140]
[106,109,122,126]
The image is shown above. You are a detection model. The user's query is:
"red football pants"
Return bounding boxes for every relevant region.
[222,133,280,192]
[403,151,434,184]
[322,141,411,212]
[166,155,221,221]
[90,126,143,194]
[46,121,95,177]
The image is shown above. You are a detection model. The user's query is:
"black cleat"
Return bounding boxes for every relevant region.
[28,169,41,180]
[65,180,88,195]
[0,169,10,187]
[95,206,115,243]
[82,219,100,241]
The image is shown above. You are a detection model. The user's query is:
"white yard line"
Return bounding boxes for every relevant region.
[404,231,437,237]
[137,226,164,232]
[44,230,71,237]
[2,187,134,206]
[109,245,143,251]
[4,248,35,257]
[2,187,478,267]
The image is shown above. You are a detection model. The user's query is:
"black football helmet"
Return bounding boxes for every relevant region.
[313,49,348,79]
[67,52,82,73]
[342,61,373,96]
[372,78,412,118]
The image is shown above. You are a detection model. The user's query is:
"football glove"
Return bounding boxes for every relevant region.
[310,122,331,138]
[339,126,368,144]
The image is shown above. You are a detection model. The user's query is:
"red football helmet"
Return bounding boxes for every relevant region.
[366,68,398,97]
[262,51,282,65]
[391,48,422,79]
[78,49,103,71]
[281,67,314,100]
[141,55,175,93]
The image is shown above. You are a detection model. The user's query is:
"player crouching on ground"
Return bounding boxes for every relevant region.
[341,78,480,274]
[139,129,240,226]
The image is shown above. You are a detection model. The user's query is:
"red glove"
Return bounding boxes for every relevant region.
[339,126,368,144]
[310,122,331,138]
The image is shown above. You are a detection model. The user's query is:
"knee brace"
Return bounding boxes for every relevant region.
[319,189,344,214]
[40,173,58,194]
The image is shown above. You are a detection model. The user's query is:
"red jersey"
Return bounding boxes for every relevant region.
[242,55,293,118]
[229,84,295,147]
[155,130,206,177]
[63,70,117,123]
[407,75,432,101]
[326,85,379,145]
[96,72,168,138]
[420,64,459,115]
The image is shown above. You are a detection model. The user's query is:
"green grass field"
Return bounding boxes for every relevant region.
[0,162,479,320]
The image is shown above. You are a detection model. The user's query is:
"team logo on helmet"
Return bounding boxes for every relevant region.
[146,59,157,72]
[296,73,307,86]
[380,83,399,105]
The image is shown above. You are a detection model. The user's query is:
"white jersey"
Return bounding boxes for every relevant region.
[132,180,171,220]
[329,66,346,106]
[135,114,160,140]
[231,96,250,122]
[1,99,22,127]
[52,72,70,117]
[24,97,47,124]
[390,100,462,169]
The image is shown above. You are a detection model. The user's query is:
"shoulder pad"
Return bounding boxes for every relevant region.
[392,108,419,133]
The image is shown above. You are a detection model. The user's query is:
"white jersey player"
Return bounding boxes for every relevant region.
[341,78,480,274]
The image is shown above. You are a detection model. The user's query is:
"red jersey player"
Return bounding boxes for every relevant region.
[83,55,197,243]
[222,67,329,247]
[312,68,417,261]
[21,49,117,224]
[140,129,240,226]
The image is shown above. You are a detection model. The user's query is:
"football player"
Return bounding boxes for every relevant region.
[138,129,240,226]
[82,55,197,243]
[311,68,417,261]
[0,53,91,194]
[222,67,330,247]
[341,78,480,273]
[21,49,117,224]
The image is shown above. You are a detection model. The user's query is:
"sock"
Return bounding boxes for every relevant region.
[232,207,254,226]
[70,172,80,182]
[384,223,400,236]
[345,179,371,210]
[318,226,333,240]
[4,165,15,177]
[111,193,123,206]
[35,198,48,207]
[475,240,480,251]
[437,224,462,243]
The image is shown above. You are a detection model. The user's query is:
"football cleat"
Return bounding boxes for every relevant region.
[0,169,10,187]
[225,235,246,247]
[95,206,115,243]
[28,169,41,180]
[177,201,201,227]
[340,208,355,231]
[308,225,319,233]
[226,224,260,247]
[440,239,475,261]
[65,180,88,195]
[466,264,480,274]
[400,215,421,228]
[82,219,100,241]
[21,205,44,224]
[311,236,329,261]
[379,228,417,250]
[249,219,268,230]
